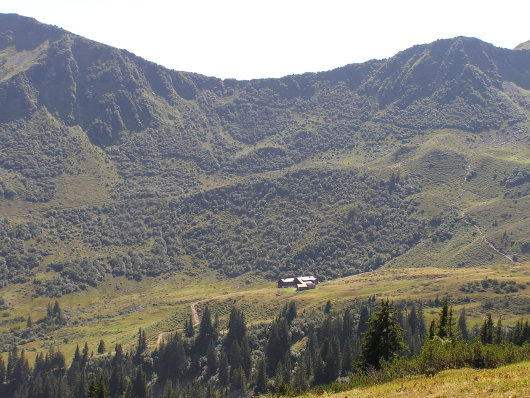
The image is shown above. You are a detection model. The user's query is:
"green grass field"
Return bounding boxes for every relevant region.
[2,261,529,364]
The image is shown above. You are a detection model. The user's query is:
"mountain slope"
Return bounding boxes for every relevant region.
[0,14,528,295]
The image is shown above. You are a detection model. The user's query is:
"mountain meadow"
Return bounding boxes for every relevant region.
[0,13,529,397]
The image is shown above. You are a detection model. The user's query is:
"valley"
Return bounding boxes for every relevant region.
[0,12,528,397]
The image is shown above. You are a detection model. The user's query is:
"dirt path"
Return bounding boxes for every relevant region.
[191,301,200,326]
[455,140,514,264]
[154,290,260,345]
[156,330,173,345]
[461,211,515,263]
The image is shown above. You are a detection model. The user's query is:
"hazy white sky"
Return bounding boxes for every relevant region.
[2,0,529,80]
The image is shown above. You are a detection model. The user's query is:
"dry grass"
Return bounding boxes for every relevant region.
[302,361,530,397]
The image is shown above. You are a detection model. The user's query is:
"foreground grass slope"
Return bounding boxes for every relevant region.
[301,361,530,398]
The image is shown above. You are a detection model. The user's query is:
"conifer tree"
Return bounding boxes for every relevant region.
[195,306,215,354]
[342,308,353,343]
[360,300,406,369]
[98,339,105,355]
[206,341,217,376]
[224,307,246,352]
[437,297,450,339]
[7,345,19,380]
[218,351,229,387]
[229,340,241,370]
[254,359,267,394]
[292,356,308,390]
[0,354,5,383]
[458,307,469,341]
[357,306,369,338]
[494,317,503,344]
[184,314,194,338]
[480,314,494,344]
[133,367,148,398]
[136,328,147,360]
[341,337,353,375]
[240,335,252,379]
[286,301,297,324]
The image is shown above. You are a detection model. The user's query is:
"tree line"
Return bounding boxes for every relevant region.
[0,298,529,397]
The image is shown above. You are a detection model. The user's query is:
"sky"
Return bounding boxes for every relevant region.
[2,0,529,80]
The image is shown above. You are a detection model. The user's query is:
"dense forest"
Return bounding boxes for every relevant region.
[0,299,529,397]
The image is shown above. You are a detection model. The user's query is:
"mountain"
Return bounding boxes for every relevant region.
[515,40,530,50]
[0,14,529,295]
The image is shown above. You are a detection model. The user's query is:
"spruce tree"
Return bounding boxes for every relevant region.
[494,317,503,344]
[184,314,194,338]
[133,367,148,398]
[480,314,494,344]
[360,300,406,369]
[458,307,469,341]
[98,339,105,355]
[240,335,252,379]
[218,351,229,387]
[224,307,246,352]
[357,306,369,338]
[195,306,215,354]
[254,359,267,394]
[0,354,5,383]
[206,341,218,376]
[82,342,90,368]
[437,297,450,338]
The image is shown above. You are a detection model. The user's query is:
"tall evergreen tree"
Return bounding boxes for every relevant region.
[494,317,503,344]
[218,351,229,387]
[458,307,469,341]
[240,335,252,379]
[0,354,5,383]
[360,300,406,369]
[286,301,297,324]
[480,314,494,344]
[342,308,353,343]
[132,367,148,398]
[135,328,147,361]
[184,314,194,338]
[357,306,369,338]
[265,317,290,376]
[437,297,450,339]
[195,306,216,354]
[254,359,267,394]
[224,307,246,352]
[206,341,217,376]
[82,342,90,368]
[229,341,241,370]
[98,339,105,355]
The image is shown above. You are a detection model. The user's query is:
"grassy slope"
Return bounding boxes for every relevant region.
[2,261,529,364]
[301,361,530,397]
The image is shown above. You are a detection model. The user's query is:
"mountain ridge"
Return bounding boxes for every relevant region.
[0,13,528,294]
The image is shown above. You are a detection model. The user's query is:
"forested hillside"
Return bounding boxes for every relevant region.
[0,14,528,297]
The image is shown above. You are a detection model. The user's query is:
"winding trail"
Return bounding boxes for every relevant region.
[461,211,515,263]
[156,331,173,345]
[457,137,515,264]
[154,289,263,345]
